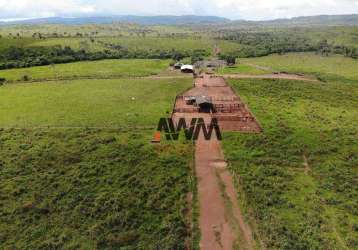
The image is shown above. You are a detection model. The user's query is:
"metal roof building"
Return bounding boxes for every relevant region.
[181,65,194,73]
[195,96,213,113]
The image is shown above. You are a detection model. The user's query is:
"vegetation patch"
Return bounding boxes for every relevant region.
[216,63,270,75]
[223,78,358,249]
[0,128,194,249]
[0,59,170,82]
[241,52,358,82]
[0,78,192,128]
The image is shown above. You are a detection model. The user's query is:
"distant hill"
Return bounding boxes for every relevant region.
[0,15,230,25]
[232,14,358,27]
[1,14,357,26]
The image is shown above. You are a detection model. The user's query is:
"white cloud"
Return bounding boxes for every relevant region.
[0,0,95,19]
[0,0,357,20]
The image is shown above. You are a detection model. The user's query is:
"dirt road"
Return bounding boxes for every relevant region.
[195,126,255,250]
[221,73,318,82]
[195,116,235,249]
[172,74,258,249]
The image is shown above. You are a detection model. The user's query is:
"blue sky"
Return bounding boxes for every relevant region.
[0,0,358,21]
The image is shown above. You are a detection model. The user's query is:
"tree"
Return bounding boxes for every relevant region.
[0,78,6,85]
[191,54,203,64]
[318,40,330,56]
[225,55,236,66]
[22,75,30,81]
[172,51,184,61]
[219,55,236,66]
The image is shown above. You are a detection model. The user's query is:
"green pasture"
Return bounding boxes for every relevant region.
[217,63,270,75]
[223,78,358,249]
[29,37,105,51]
[304,26,358,48]
[0,37,35,51]
[0,77,192,128]
[0,59,170,82]
[241,52,358,82]
[29,36,240,54]
[28,37,210,52]
[0,23,149,38]
[96,37,214,52]
[0,68,196,248]
[0,128,194,249]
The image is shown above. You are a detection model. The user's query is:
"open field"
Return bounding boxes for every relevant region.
[0,20,357,249]
[216,63,270,75]
[29,37,241,54]
[1,24,357,72]
[241,52,358,82]
[0,128,194,249]
[223,78,358,249]
[302,26,358,49]
[0,73,196,248]
[0,59,170,82]
[0,77,192,128]
[0,37,35,50]
[0,24,151,38]
[29,37,107,52]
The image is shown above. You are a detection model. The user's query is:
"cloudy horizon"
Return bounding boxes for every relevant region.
[0,0,358,21]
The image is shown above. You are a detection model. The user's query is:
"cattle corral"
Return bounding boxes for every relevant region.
[172,74,262,132]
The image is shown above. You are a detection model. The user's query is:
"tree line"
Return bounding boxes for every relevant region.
[0,45,209,70]
[218,32,358,59]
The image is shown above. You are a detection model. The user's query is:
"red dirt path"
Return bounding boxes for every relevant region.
[172,74,258,250]
[221,73,318,82]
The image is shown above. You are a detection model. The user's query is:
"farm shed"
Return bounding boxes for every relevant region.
[196,96,214,113]
[181,65,194,73]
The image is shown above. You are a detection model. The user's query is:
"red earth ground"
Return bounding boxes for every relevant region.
[172,74,260,250]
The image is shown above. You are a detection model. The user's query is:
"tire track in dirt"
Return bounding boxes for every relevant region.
[195,125,236,249]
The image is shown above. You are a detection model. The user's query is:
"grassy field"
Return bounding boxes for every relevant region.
[0,24,149,38]
[1,24,240,55]
[95,37,213,52]
[241,52,358,82]
[223,78,358,249]
[304,26,358,49]
[0,37,35,50]
[29,37,105,52]
[0,59,170,82]
[0,73,196,248]
[216,63,270,75]
[0,128,195,249]
[27,36,216,54]
[1,22,357,249]
[0,77,192,128]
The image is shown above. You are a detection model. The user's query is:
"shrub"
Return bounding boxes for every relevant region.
[219,54,236,65]
[22,75,30,81]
